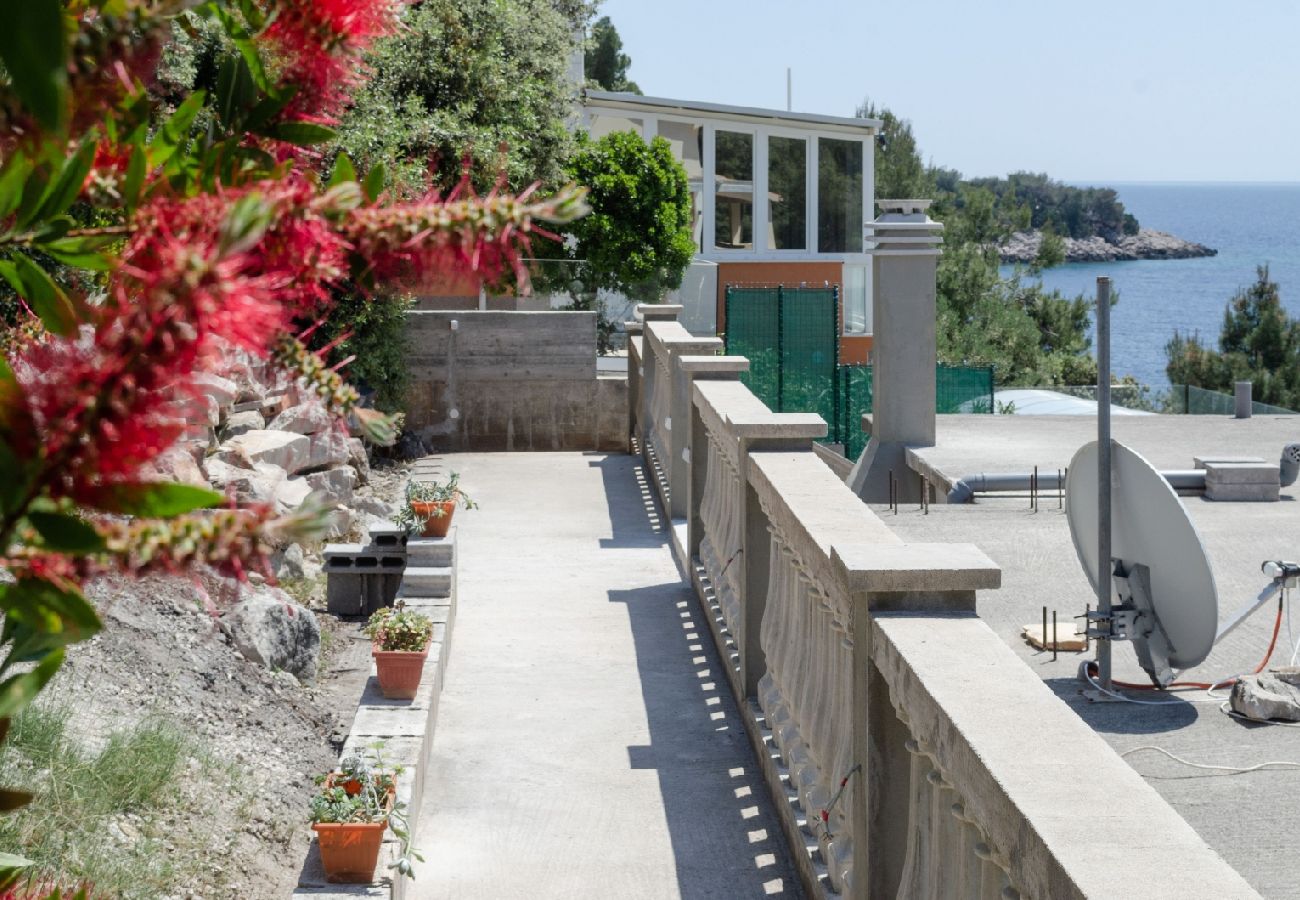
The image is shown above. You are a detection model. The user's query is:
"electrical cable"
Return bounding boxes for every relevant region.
[1082,592,1286,694]
[1121,745,1300,776]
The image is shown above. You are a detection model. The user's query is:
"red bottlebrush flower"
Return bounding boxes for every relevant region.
[259,0,401,122]
[343,178,588,293]
[81,140,134,202]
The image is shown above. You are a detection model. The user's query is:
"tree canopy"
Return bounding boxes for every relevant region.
[585,15,640,94]
[1166,266,1300,409]
[336,0,591,194]
[861,99,1103,385]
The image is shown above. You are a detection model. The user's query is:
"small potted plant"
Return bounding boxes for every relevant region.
[309,746,421,882]
[398,472,477,537]
[366,603,435,699]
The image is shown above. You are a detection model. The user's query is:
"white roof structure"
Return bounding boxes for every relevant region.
[993,388,1155,416]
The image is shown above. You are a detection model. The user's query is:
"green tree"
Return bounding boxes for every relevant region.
[538,130,694,349]
[585,15,640,94]
[856,98,929,201]
[336,0,590,195]
[1166,266,1300,408]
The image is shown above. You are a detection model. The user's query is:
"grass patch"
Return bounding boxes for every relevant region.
[0,704,234,896]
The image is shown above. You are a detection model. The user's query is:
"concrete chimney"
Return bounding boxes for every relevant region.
[847,200,944,503]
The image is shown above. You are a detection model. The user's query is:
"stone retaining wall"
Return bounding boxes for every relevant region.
[403,310,626,452]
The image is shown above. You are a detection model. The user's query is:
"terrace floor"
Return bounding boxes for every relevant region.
[888,414,1300,899]
[408,452,800,900]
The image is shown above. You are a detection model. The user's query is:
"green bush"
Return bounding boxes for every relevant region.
[308,292,413,414]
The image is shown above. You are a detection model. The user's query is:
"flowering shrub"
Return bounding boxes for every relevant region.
[0,0,586,863]
[364,605,433,653]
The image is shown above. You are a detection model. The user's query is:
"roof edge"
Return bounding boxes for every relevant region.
[583,89,882,133]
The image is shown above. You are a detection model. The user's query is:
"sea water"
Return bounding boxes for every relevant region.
[1001,183,1300,389]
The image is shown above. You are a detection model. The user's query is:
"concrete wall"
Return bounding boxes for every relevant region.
[404,311,626,452]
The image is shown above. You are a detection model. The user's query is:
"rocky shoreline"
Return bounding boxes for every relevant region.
[999,228,1217,264]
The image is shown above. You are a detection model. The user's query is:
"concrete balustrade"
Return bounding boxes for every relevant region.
[628,302,1259,900]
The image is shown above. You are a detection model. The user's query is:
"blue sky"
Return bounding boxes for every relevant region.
[596,0,1300,183]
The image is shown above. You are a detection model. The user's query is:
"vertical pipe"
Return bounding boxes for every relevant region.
[1096,276,1113,691]
[776,285,785,412]
[1052,610,1059,662]
[1042,606,1047,653]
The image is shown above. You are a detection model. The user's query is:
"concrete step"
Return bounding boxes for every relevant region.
[399,566,452,596]
[406,531,455,567]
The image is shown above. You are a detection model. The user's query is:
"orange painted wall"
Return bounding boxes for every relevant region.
[840,335,873,365]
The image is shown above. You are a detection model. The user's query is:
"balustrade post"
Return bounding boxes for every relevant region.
[664,337,723,519]
[732,415,828,698]
[682,357,749,561]
[634,304,680,468]
[831,542,1000,900]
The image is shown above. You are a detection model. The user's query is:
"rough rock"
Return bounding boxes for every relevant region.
[274,476,313,513]
[222,587,320,682]
[145,446,207,486]
[172,394,220,427]
[353,495,397,519]
[1229,668,1300,722]
[191,373,239,410]
[271,543,310,581]
[268,402,333,436]
[205,458,285,505]
[304,465,356,506]
[999,228,1217,264]
[217,430,311,475]
[305,428,351,472]
[347,437,370,484]
[222,409,265,439]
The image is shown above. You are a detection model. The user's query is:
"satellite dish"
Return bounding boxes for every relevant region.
[1065,440,1219,686]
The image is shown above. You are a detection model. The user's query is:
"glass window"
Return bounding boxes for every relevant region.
[660,121,705,252]
[767,136,806,250]
[818,138,864,253]
[714,131,753,249]
[842,265,870,334]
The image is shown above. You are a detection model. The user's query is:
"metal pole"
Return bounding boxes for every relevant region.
[1096,276,1113,691]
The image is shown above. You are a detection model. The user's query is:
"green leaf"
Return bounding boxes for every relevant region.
[215,54,256,130]
[149,90,205,168]
[0,581,101,650]
[0,0,66,132]
[242,92,291,133]
[0,155,33,220]
[265,122,337,147]
[0,648,64,720]
[27,510,105,554]
[40,236,114,271]
[218,192,273,256]
[0,851,30,891]
[123,143,146,213]
[329,153,357,188]
[0,253,78,336]
[363,163,386,203]
[32,137,96,223]
[78,482,223,518]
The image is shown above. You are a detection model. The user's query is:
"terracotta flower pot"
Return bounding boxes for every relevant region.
[312,781,395,883]
[373,644,430,699]
[410,500,456,537]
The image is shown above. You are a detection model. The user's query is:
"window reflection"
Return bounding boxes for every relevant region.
[818,138,863,253]
[660,121,705,252]
[714,131,753,249]
[767,136,806,250]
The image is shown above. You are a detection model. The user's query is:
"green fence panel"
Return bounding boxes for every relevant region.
[780,287,840,440]
[724,287,781,411]
[723,286,993,461]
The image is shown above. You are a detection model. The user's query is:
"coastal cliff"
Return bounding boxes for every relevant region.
[999,228,1217,264]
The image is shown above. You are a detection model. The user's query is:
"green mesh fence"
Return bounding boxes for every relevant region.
[724,285,994,459]
[725,286,840,439]
[837,364,995,459]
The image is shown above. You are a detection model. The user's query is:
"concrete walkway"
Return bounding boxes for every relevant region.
[410,452,801,900]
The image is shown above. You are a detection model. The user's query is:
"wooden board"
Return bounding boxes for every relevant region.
[1022,622,1087,652]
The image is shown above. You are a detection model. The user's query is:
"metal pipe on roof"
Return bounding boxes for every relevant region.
[945,469,1205,503]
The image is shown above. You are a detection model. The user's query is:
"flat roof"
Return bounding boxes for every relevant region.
[584,89,882,134]
[888,414,1300,898]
